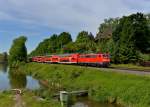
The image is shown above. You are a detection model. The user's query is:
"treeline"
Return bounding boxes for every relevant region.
[30,31,96,56]
[9,13,150,65]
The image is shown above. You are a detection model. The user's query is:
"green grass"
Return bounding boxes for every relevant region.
[0,91,14,107]
[139,53,150,61]
[19,63,150,107]
[22,90,60,107]
[0,90,61,107]
[111,64,150,71]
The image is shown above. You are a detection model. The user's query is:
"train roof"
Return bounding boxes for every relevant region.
[30,53,109,58]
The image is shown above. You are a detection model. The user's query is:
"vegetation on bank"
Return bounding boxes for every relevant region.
[21,63,150,107]
[0,90,60,107]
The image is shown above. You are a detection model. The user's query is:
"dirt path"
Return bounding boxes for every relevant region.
[12,89,25,107]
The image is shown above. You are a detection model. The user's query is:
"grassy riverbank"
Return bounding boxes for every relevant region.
[0,90,60,107]
[20,63,150,107]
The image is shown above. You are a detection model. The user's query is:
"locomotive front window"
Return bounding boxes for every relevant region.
[89,55,97,58]
[103,54,109,58]
[79,55,86,58]
[103,55,105,57]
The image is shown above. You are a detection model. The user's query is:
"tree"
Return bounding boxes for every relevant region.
[30,32,72,55]
[96,18,119,41]
[58,32,72,46]
[30,34,58,56]
[57,32,72,53]
[75,31,96,53]
[60,42,77,53]
[129,13,150,53]
[95,18,119,55]
[9,36,27,66]
[112,13,150,63]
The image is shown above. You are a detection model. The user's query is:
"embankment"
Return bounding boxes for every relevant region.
[21,63,150,107]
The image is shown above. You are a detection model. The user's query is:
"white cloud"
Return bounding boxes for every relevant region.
[0,0,149,35]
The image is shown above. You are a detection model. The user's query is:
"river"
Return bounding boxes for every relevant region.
[71,97,121,107]
[0,64,39,90]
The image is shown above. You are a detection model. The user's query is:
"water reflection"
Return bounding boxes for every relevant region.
[0,65,10,90]
[9,69,27,89]
[0,64,40,90]
[71,97,120,107]
[0,63,7,73]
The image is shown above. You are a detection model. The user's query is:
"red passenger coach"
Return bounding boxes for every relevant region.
[31,56,42,62]
[59,54,79,64]
[51,55,60,63]
[44,56,52,63]
[69,54,79,63]
[31,57,37,62]
[37,56,46,63]
[32,56,50,63]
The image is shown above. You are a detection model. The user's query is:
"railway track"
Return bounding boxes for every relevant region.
[34,61,150,76]
[98,67,150,76]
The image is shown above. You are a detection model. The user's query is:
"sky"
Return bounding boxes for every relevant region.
[0,0,150,53]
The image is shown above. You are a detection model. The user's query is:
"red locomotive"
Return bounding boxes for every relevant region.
[31,53,110,67]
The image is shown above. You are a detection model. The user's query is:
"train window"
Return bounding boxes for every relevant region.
[103,54,109,58]
[79,55,86,58]
[89,55,97,58]
[86,55,90,58]
[79,55,97,58]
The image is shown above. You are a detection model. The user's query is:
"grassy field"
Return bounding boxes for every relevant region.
[111,64,150,71]
[0,90,60,107]
[19,63,150,107]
